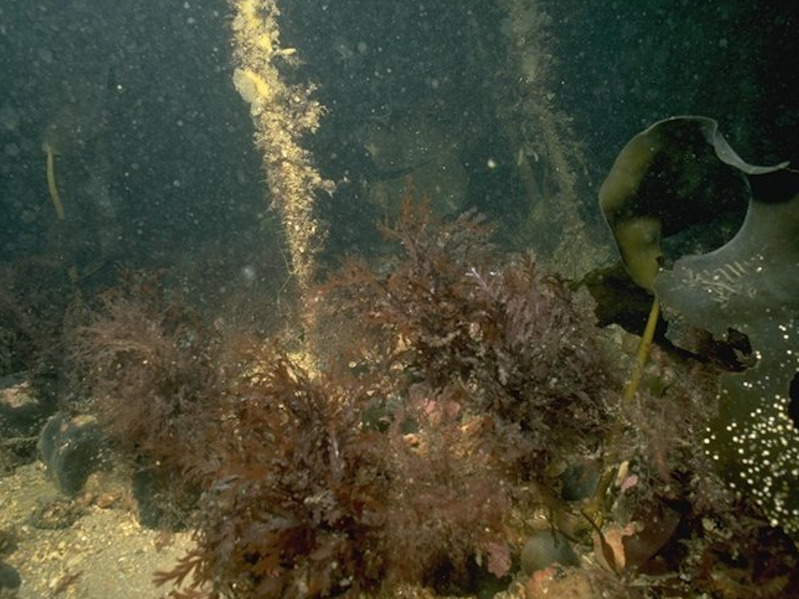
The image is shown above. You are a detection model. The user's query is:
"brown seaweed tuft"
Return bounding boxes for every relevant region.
[83,199,619,597]
[0,259,75,381]
[324,197,614,473]
[149,347,389,597]
[158,346,520,597]
[72,269,220,461]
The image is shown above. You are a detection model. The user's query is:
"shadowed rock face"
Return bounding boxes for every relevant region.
[0,560,21,592]
[359,115,467,219]
[600,116,799,537]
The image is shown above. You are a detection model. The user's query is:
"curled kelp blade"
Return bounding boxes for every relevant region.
[655,167,799,538]
[598,116,786,290]
[600,115,799,538]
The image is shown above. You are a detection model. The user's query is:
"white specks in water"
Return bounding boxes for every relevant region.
[38,48,54,63]
[241,264,257,284]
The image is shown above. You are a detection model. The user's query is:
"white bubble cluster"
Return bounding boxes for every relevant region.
[705,318,799,536]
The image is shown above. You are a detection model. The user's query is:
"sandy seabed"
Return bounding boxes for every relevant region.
[0,463,195,599]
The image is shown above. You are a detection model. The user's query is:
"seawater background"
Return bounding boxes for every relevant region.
[1,1,796,269]
[1,2,798,598]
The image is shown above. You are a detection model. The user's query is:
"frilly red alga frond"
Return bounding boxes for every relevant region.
[156,199,617,598]
[171,351,390,598]
[323,198,615,465]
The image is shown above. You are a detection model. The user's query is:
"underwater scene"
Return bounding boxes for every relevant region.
[1,1,799,597]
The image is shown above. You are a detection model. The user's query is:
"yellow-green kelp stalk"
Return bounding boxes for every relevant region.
[228,0,332,292]
[43,141,66,221]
